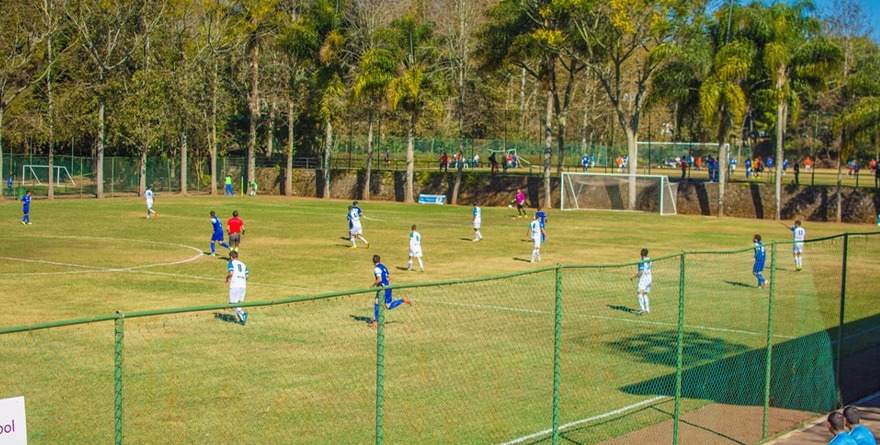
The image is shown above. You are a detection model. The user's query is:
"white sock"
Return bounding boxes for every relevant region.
[638,294,645,312]
[360,236,368,245]
[408,260,412,270]
[233,307,244,319]
[531,250,537,261]
[351,238,357,247]
[418,259,423,269]
[644,295,650,312]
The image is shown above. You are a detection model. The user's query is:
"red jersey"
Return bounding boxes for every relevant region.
[227,217,244,234]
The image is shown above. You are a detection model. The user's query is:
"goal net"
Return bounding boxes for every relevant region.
[560,173,677,215]
[21,165,77,187]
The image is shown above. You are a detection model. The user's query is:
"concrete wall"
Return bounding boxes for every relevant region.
[256,168,880,224]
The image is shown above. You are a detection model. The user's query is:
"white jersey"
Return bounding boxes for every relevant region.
[409,231,423,257]
[529,220,541,240]
[638,257,653,292]
[227,259,249,288]
[473,206,481,228]
[144,189,154,205]
[792,227,806,242]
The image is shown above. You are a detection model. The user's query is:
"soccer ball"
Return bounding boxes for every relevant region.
[508,204,512,208]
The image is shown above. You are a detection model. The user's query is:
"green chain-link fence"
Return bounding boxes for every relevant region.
[2,233,879,444]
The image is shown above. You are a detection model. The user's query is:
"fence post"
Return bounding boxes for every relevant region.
[835,233,849,405]
[375,295,386,445]
[551,266,563,444]
[673,252,686,445]
[114,311,125,445]
[762,243,777,439]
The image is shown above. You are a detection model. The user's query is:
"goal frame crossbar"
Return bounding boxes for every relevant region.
[560,172,677,216]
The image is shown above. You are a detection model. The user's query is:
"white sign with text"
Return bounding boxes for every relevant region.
[0,397,26,445]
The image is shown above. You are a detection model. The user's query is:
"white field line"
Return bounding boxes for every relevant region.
[498,396,669,445]
[414,298,796,340]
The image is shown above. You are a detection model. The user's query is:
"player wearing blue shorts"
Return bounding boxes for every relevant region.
[21,190,32,225]
[209,211,231,256]
[368,254,410,327]
[535,207,547,243]
[753,234,767,288]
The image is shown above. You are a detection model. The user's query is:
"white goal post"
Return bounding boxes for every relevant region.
[560,173,677,215]
[21,165,76,187]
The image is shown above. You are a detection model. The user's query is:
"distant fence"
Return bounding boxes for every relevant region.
[2,233,878,444]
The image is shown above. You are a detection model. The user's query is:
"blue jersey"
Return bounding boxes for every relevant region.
[535,211,547,227]
[6,177,12,187]
[211,216,223,234]
[353,205,363,217]
[850,424,876,445]
[21,195,31,210]
[374,263,390,286]
[754,241,766,270]
[582,155,589,165]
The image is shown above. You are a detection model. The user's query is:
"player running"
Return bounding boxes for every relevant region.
[369,255,411,328]
[209,211,231,256]
[408,225,424,272]
[781,220,806,271]
[227,211,245,252]
[527,214,546,263]
[21,190,32,225]
[753,234,767,288]
[225,250,249,325]
[630,248,653,315]
[472,202,483,242]
[144,185,157,219]
[348,205,369,249]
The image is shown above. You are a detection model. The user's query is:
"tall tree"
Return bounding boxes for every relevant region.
[312,0,347,199]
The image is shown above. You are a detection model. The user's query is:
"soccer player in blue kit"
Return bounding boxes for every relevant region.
[368,254,410,327]
[753,234,767,288]
[209,211,231,256]
[21,190,32,225]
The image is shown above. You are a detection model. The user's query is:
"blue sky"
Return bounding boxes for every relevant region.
[812,0,880,43]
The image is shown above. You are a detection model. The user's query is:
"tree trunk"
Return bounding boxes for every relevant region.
[625,125,639,210]
[96,97,105,198]
[836,134,843,223]
[556,111,567,175]
[0,105,4,188]
[286,99,294,196]
[210,58,218,195]
[405,113,415,203]
[247,44,260,187]
[139,148,147,195]
[266,100,275,156]
[718,137,728,217]
[363,106,374,200]
[543,90,553,209]
[47,11,54,200]
[323,119,332,198]
[179,124,188,195]
[773,74,786,220]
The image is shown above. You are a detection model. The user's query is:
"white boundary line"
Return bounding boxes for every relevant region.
[498,396,669,445]
[414,298,796,340]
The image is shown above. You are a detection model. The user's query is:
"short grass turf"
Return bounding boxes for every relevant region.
[1,195,879,444]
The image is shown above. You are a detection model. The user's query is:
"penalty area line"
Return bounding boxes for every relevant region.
[497,396,669,445]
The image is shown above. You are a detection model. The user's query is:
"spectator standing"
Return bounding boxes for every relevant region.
[794,161,800,186]
[439,152,449,172]
[489,152,499,175]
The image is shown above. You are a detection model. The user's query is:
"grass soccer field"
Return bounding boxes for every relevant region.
[2,195,879,444]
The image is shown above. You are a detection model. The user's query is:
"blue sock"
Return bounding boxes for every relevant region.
[221,242,230,249]
[373,303,379,322]
[211,244,216,254]
[389,300,404,310]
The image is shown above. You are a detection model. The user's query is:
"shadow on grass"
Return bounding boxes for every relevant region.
[459,237,473,242]
[724,280,755,288]
[608,304,638,315]
[513,258,534,263]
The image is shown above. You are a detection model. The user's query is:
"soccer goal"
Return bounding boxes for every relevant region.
[21,165,76,187]
[560,173,677,215]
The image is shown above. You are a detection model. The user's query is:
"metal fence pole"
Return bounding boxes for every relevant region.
[375,295,386,445]
[114,312,125,445]
[762,244,778,438]
[835,233,849,405]
[673,252,686,445]
[551,266,563,445]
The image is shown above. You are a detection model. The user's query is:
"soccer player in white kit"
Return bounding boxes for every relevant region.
[472,203,483,241]
[144,185,157,219]
[630,248,653,315]
[408,225,424,271]
[527,214,546,263]
[781,220,806,271]
[347,205,369,248]
[225,250,249,325]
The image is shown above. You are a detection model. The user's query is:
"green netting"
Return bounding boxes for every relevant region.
[2,234,879,445]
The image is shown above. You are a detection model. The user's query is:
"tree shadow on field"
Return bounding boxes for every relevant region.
[724,280,754,288]
[608,304,638,314]
[606,330,750,368]
[213,313,241,324]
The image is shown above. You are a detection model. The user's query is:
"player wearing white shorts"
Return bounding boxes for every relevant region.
[527,214,546,263]
[781,220,806,271]
[630,248,653,315]
[472,203,483,241]
[408,225,424,271]
[144,185,157,219]
[347,205,369,248]
[225,250,249,325]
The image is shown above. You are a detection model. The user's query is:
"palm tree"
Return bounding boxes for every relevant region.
[352,47,394,200]
[700,39,753,217]
[384,15,444,204]
[748,1,842,219]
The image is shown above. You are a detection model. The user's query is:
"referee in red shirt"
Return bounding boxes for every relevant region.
[227,211,245,252]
